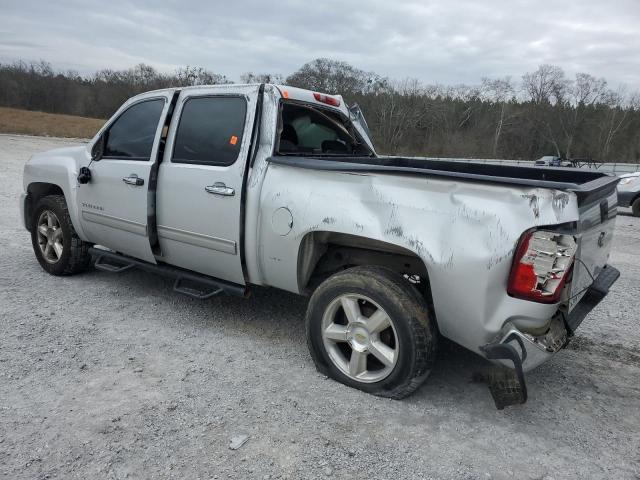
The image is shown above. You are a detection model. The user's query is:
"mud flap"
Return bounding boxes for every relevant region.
[479,342,528,409]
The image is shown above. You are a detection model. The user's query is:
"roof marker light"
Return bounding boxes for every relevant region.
[313,92,341,107]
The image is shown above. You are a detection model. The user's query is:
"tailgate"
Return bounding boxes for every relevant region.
[569,188,618,311]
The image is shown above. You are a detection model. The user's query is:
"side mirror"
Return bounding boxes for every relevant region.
[91,134,105,161]
[77,166,92,184]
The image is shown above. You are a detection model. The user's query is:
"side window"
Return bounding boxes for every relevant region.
[172,96,247,166]
[103,99,164,160]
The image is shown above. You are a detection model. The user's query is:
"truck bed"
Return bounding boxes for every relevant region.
[268,155,619,205]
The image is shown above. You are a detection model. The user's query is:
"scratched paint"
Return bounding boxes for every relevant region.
[522,193,540,219]
[552,191,570,219]
[253,161,581,356]
[239,84,602,360]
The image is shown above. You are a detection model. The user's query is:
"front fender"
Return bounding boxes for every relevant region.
[23,145,91,240]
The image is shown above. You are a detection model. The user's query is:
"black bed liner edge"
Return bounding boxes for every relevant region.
[268,156,619,205]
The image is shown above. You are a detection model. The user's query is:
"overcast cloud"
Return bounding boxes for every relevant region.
[0,0,638,87]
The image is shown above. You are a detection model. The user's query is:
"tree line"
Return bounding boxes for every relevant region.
[1,59,638,162]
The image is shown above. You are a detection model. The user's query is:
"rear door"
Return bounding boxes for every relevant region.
[155,86,260,284]
[77,92,173,263]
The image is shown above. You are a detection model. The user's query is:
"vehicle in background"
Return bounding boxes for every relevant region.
[19,84,620,409]
[617,172,640,217]
[534,156,571,167]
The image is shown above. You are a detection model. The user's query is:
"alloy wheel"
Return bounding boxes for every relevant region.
[321,293,399,383]
[36,210,63,264]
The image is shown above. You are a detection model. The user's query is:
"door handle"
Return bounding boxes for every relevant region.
[123,174,144,186]
[205,182,235,196]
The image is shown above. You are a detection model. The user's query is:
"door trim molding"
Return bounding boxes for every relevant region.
[157,225,237,255]
[82,210,147,236]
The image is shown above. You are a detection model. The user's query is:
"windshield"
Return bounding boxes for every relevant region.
[277,102,373,156]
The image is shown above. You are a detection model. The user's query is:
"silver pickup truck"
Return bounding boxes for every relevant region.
[20,84,620,408]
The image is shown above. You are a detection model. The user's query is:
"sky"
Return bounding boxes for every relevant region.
[0,0,639,88]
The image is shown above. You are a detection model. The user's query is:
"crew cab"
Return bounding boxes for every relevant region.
[20,84,620,408]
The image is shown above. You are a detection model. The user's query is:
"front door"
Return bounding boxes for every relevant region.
[156,86,259,284]
[77,92,172,263]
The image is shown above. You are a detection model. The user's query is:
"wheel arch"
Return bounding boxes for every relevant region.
[24,182,65,231]
[296,231,436,313]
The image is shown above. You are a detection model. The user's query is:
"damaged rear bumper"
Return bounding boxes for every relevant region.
[479,264,619,408]
[485,264,620,371]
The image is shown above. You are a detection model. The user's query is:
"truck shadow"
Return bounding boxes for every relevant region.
[617,207,636,217]
[83,266,590,413]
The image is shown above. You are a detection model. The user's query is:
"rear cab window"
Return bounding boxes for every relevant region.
[277,102,372,156]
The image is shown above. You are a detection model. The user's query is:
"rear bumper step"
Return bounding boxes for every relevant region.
[566,264,620,333]
[89,247,247,299]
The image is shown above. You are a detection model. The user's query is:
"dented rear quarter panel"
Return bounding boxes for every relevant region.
[251,159,579,355]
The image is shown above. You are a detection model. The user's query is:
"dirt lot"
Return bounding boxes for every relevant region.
[1,134,639,480]
[0,108,104,139]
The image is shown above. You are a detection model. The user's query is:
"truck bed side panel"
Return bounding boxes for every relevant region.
[256,162,580,354]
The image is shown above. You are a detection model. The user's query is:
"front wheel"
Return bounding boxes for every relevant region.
[305,266,437,399]
[30,195,92,275]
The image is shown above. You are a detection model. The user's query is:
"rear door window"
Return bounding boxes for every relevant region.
[172,96,247,166]
[103,99,165,160]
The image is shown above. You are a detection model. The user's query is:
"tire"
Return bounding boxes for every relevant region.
[632,197,640,218]
[30,195,92,275]
[305,265,437,399]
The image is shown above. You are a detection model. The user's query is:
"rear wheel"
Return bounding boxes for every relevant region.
[632,197,640,217]
[30,195,92,275]
[306,266,437,399]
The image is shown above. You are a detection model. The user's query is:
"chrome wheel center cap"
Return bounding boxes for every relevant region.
[347,324,370,352]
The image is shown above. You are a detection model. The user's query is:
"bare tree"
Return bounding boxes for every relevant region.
[598,88,635,159]
[240,72,285,84]
[285,58,386,95]
[522,64,568,105]
[175,66,231,86]
[522,65,570,157]
[373,79,430,152]
[481,77,517,156]
[558,73,608,158]
[1,59,639,162]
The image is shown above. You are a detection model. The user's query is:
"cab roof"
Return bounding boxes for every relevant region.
[132,84,348,115]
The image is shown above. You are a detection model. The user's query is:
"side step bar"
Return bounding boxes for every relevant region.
[89,247,247,299]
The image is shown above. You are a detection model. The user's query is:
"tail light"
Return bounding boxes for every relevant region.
[507,230,577,303]
[313,92,341,107]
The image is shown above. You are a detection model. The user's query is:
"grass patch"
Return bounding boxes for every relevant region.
[0,107,105,139]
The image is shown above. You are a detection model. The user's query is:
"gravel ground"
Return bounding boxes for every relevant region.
[1,134,639,480]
